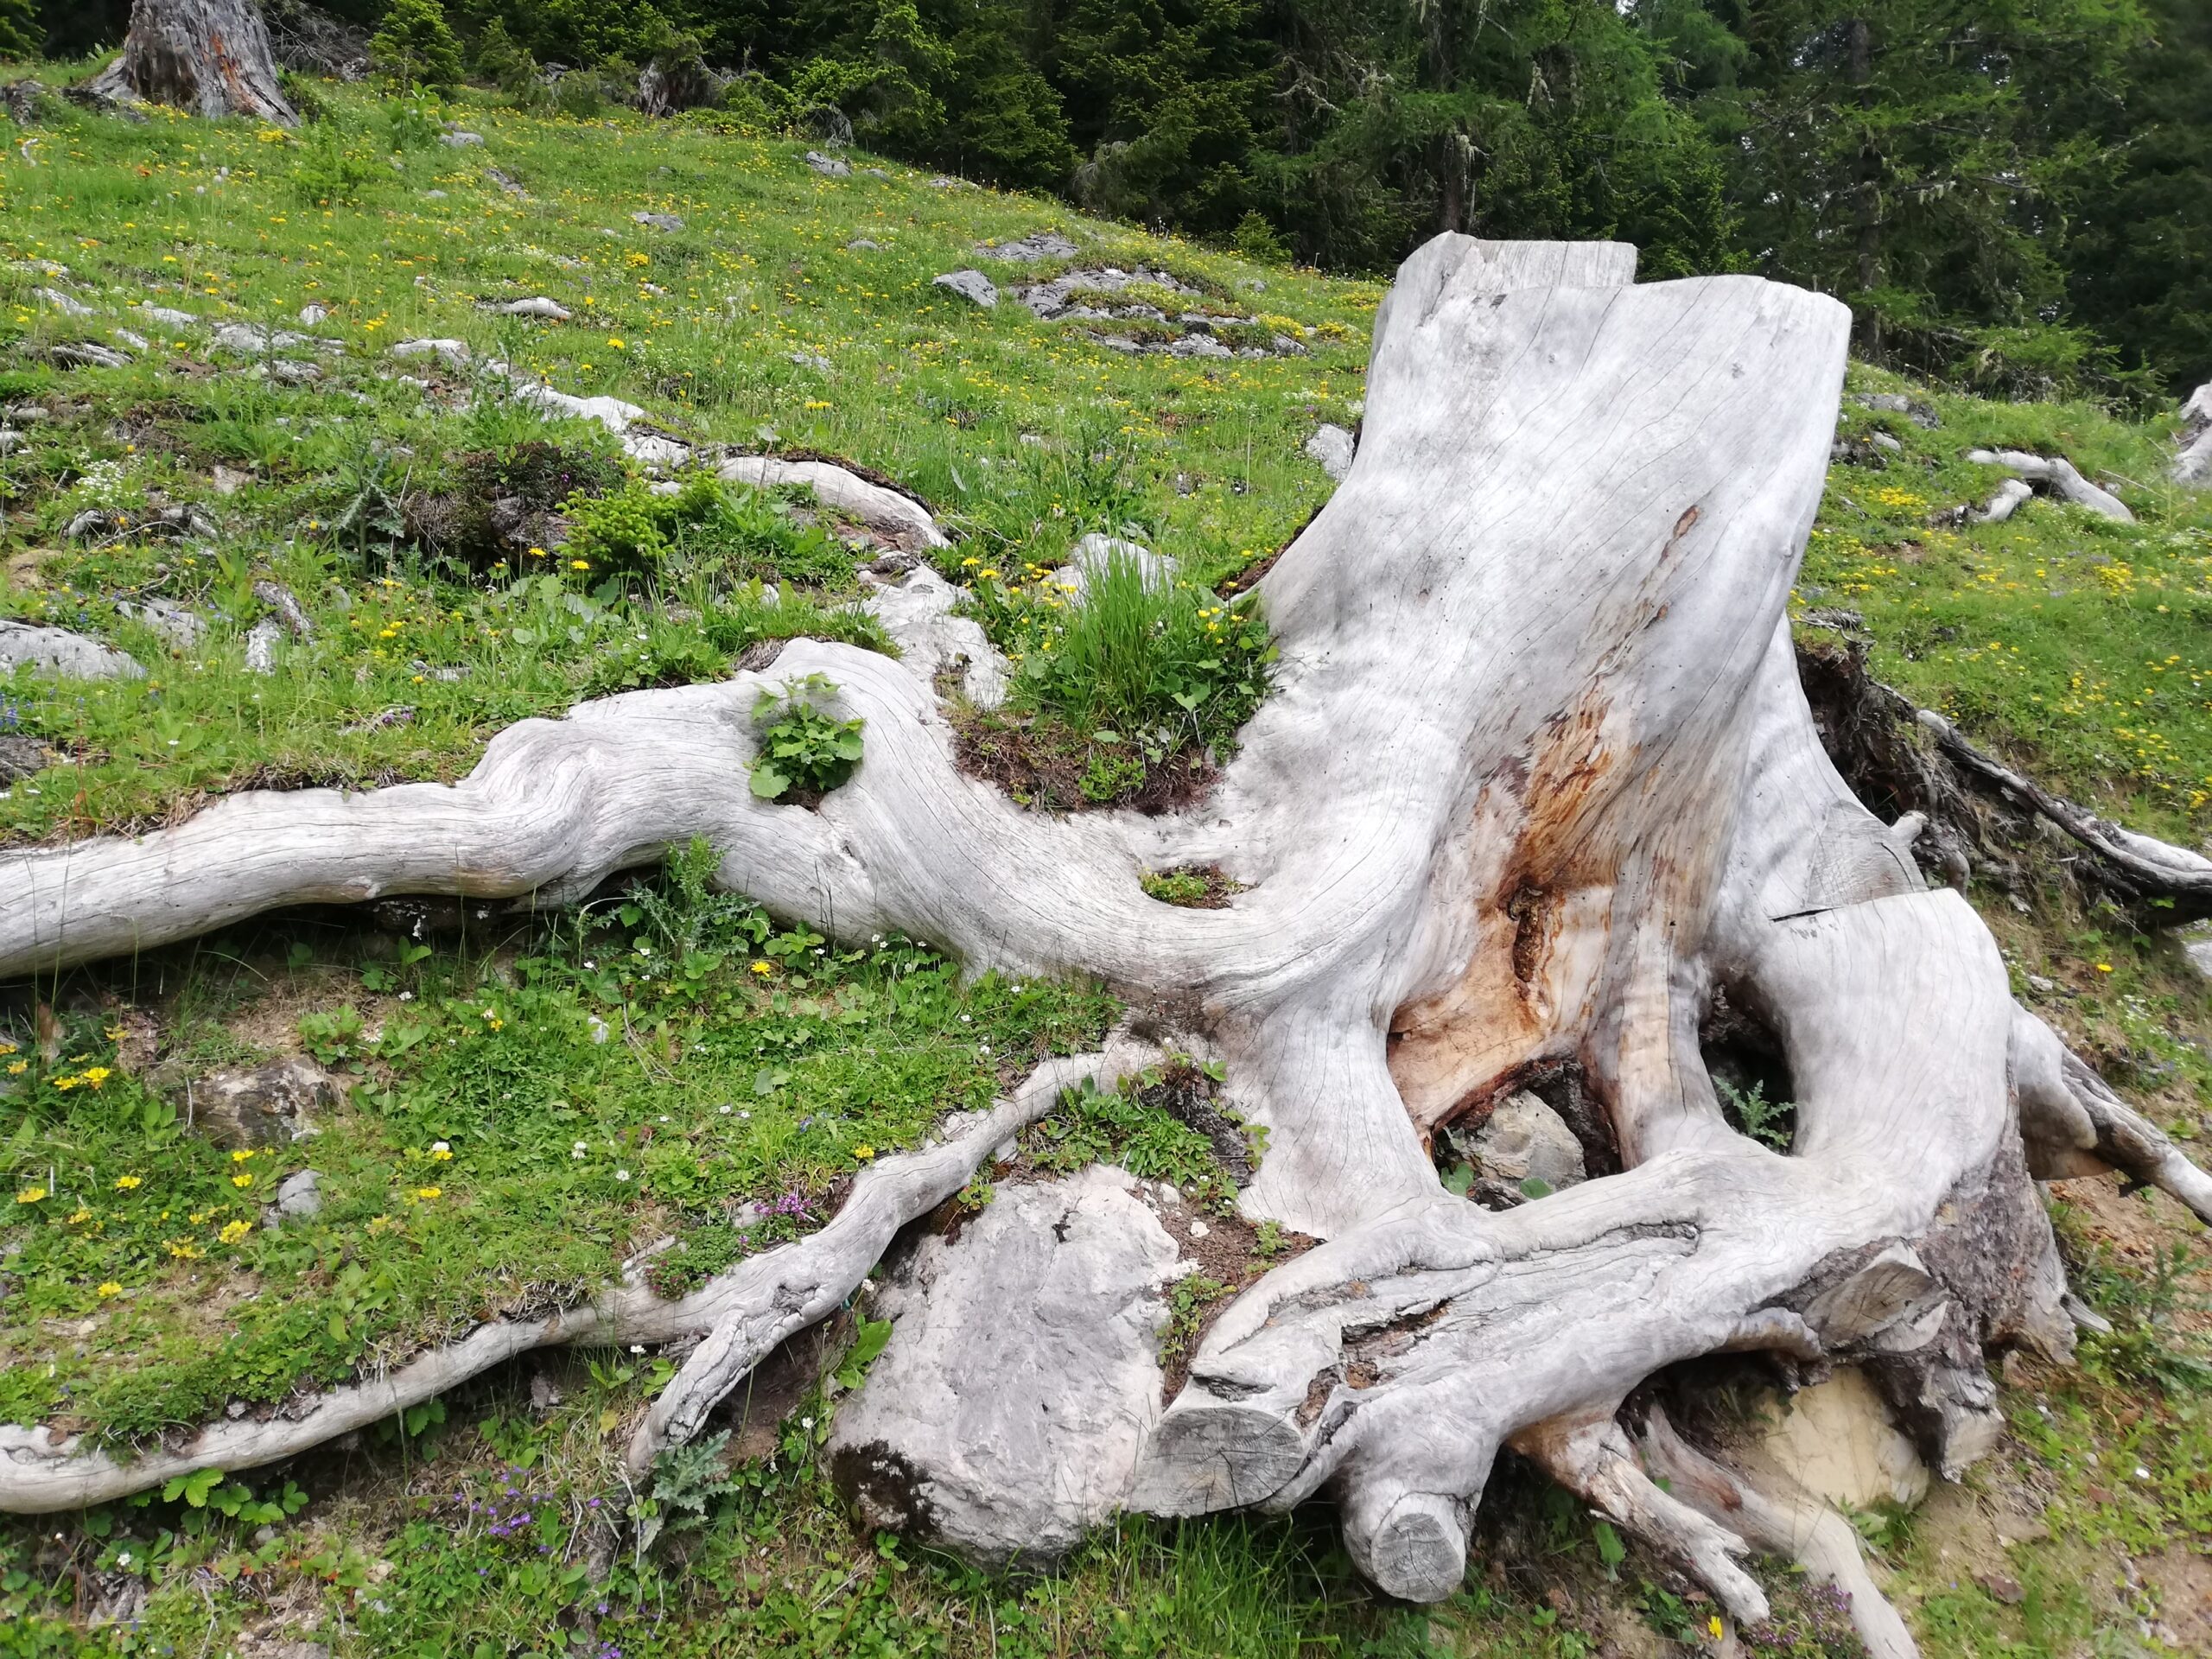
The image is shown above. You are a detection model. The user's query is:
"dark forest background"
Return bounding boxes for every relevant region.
[16,0,2210,394]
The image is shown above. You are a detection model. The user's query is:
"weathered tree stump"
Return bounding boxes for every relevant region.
[77,0,298,126]
[5,238,2207,1656]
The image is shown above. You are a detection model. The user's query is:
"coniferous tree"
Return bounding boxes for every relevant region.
[372,0,467,94]
[2061,0,2212,388]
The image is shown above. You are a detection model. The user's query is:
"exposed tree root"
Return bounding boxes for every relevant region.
[4,235,2209,1624]
[0,1047,1137,1514]
[1638,1408,1916,1659]
[1797,629,2212,922]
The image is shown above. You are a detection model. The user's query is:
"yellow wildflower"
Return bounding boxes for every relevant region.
[15,1187,46,1205]
[218,1219,252,1244]
[415,1185,442,1201]
[114,1174,143,1190]
[97,1282,123,1299]
[82,1066,111,1088]
[854,1145,875,1161]
[750,961,774,976]
[231,1173,254,1189]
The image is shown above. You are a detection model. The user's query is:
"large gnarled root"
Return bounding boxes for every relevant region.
[5,234,2210,1626]
[0,1048,1134,1513]
[1637,1408,1917,1659]
[624,1040,1154,1473]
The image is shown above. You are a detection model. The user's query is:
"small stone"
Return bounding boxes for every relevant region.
[845,238,881,251]
[829,1167,1179,1569]
[188,1058,342,1150]
[439,130,484,147]
[275,1169,323,1219]
[1047,534,1179,600]
[0,619,143,681]
[0,734,56,783]
[632,211,684,232]
[2025,972,2058,994]
[978,231,1077,263]
[111,327,150,352]
[389,337,471,369]
[529,1373,564,1414]
[299,302,327,324]
[1467,1092,1586,1191]
[1187,1219,1209,1240]
[35,286,96,318]
[244,617,285,674]
[137,303,199,329]
[118,597,207,650]
[422,188,448,200]
[806,150,852,177]
[931,270,999,308]
[0,429,22,456]
[1871,432,1904,453]
[51,341,131,370]
[1305,423,1355,481]
[1975,1572,2024,1605]
[488,296,571,321]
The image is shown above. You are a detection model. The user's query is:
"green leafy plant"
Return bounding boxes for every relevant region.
[296,1004,366,1065]
[289,120,379,207]
[1714,1076,1795,1152]
[748,674,865,801]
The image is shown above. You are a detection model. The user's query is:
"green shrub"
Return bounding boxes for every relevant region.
[288,120,381,207]
[372,0,467,95]
[372,0,466,95]
[383,98,442,153]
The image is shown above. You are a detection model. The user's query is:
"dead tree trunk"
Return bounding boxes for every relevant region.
[3,238,2207,1647]
[78,0,298,126]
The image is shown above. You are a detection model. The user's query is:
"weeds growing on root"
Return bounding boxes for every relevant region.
[955,548,1274,810]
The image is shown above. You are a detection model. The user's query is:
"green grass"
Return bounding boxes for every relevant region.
[0,843,1114,1446]
[0,85,1369,844]
[1802,371,2212,842]
[2,68,2211,1659]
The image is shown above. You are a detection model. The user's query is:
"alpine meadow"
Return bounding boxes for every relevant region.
[3,5,2212,1659]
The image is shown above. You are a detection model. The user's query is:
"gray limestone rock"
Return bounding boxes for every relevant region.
[828,1166,1182,1568]
[274,1169,323,1219]
[439,130,484,148]
[118,597,207,650]
[1467,1091,1586,1192]
[1305,423,1356,481]
[0,735,56,783]
[805,150,851,177]
[0,619,143,681]
[1046,534,1179,601]
[632,212,684,232]
[188,1058,341,1150]
[931,269,998,308]
[978,231,1077,263]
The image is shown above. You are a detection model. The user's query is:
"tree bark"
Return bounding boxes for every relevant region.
[3,236,2207,1631]
[78,0,298,127]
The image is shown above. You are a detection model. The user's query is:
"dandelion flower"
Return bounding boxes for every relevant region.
[97,1282,123,1299]
[114,1174,143,1190]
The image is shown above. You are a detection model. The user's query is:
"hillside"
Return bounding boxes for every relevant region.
[3,83,2210,1659]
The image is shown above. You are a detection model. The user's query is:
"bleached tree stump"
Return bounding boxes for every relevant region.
[4,238,2207,1643]
[77,0,298,127]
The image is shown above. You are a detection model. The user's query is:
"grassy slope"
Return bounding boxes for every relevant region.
[1,82,2208,1658]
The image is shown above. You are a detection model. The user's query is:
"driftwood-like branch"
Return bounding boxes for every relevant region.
[0,1048,1135,1513]
[3,235,2207,1634]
